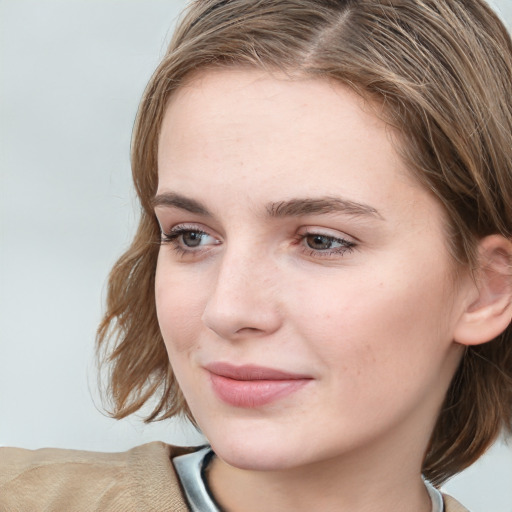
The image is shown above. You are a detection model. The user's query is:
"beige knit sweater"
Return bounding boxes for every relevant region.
[0,442,469,511]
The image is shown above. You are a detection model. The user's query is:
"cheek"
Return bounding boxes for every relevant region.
[287,258,454,385]
[155,257,207,354]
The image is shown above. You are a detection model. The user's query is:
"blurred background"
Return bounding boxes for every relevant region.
[1,1,511,510]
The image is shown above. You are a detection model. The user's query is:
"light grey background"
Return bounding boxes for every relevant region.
[1,1,511,510]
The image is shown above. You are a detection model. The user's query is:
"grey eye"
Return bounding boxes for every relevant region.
[305,234,336,250]
[181,231,206,247]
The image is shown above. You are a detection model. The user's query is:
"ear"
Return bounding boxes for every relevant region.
[454,234,512,346]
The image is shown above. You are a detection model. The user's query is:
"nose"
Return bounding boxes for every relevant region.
[201,247,282,341]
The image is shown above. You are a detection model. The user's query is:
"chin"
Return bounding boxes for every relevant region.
[194,419,284,469]
[198,415,321,472]
[211,439,297,471]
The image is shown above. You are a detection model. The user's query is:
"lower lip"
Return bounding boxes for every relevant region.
[209,373,310,408]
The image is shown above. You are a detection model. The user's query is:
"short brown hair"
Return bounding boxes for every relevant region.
[97,0,512,485]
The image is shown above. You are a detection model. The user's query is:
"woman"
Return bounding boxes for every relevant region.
[2,0,511,510]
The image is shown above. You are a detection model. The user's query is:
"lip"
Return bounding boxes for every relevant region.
[204,362,313,408]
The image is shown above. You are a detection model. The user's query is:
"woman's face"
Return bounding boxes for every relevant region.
[154,69,468,472]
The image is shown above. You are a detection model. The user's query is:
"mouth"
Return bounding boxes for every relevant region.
[204,362,313,408]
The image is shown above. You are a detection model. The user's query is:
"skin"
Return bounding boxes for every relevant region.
[154,69,473,512]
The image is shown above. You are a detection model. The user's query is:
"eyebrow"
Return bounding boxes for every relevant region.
[152,192,383,220]
[152,192,211,216]
[267,197,383,219]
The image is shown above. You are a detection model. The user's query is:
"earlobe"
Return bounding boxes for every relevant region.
[454,235,512,347]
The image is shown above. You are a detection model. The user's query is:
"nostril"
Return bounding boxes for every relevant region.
[235,326,264,334]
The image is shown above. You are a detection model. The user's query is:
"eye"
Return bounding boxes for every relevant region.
[160,224,221,255]
[180,230,209,248]
[297,230,356,258]
[305,234,344,251]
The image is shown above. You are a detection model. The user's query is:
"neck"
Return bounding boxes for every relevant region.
[206,438,433,512]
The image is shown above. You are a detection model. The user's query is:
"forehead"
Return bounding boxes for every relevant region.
[156,68,441,229]
[160,68,387,149]
[159,70,404,181]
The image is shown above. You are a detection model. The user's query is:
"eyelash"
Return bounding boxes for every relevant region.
[160,225,216,257]
[293,231,356,258]
[160,225,356,259]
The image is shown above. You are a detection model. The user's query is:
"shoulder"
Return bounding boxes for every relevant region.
[0,442,197,512]
[444,493,470,512]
